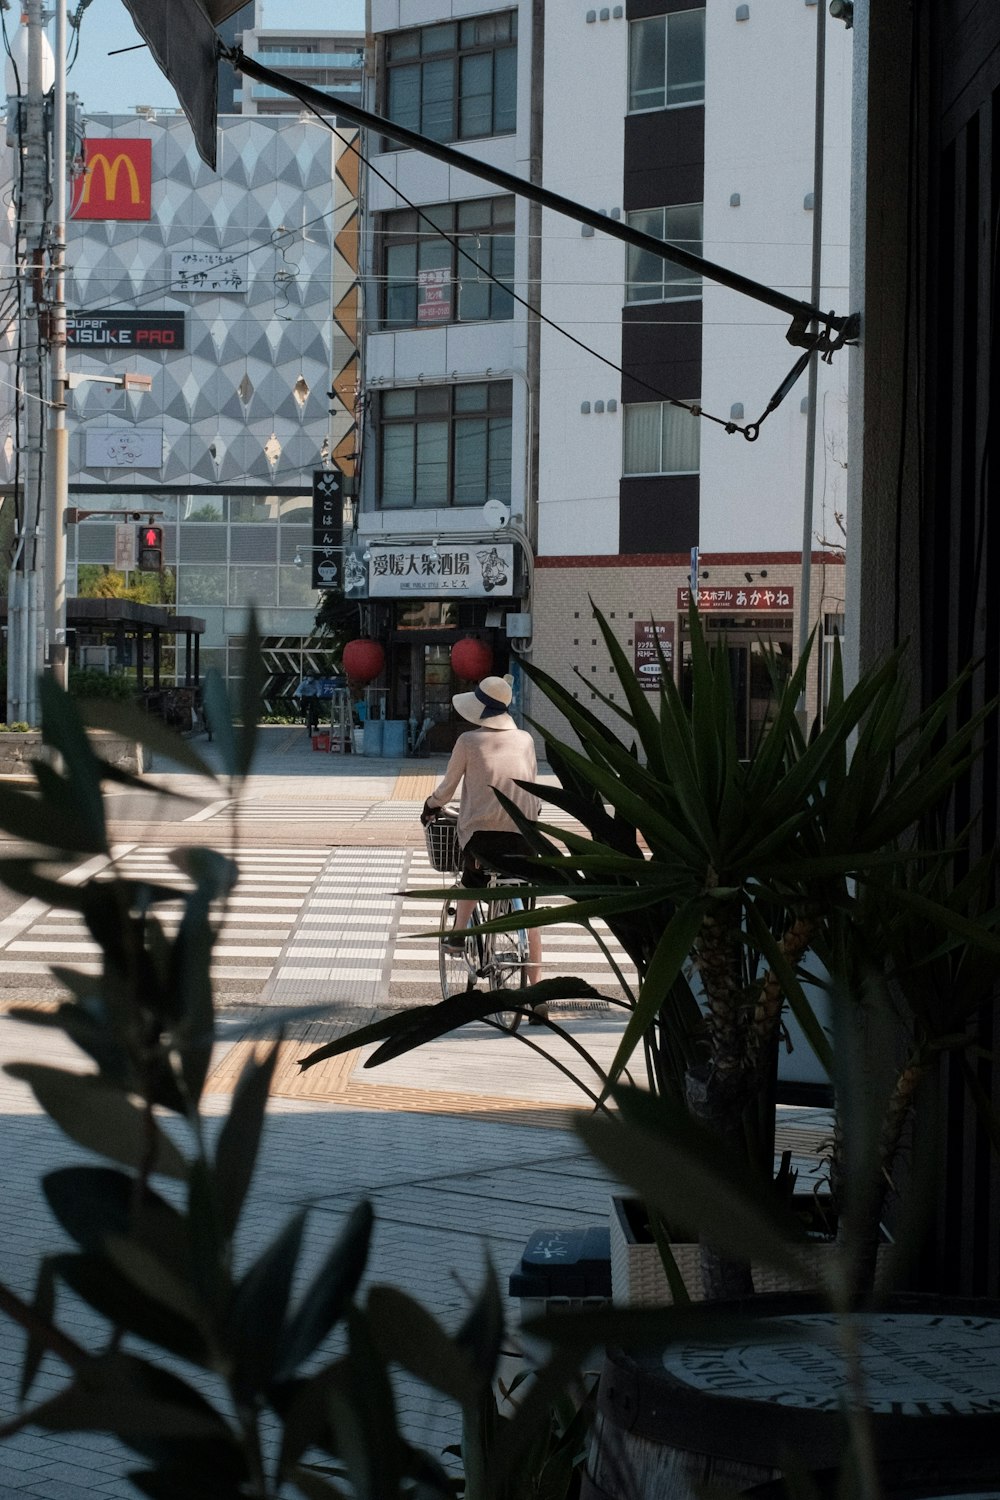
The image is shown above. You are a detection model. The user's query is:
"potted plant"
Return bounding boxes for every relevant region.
[303,605,998,1305]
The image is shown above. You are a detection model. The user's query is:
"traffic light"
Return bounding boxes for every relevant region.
[137,524,163,572]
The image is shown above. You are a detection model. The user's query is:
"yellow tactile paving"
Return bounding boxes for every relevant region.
[205,1036,582,1128]
[392,772,439,801]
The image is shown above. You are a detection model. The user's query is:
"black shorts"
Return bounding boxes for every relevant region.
[460,831,535,889]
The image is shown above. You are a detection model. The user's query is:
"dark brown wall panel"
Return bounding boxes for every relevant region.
[623,107,704,209]
[626,0,703,24]
[619,475,698,552]
[621,302,701,402]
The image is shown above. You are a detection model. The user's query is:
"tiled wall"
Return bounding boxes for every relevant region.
[528,555,846,748]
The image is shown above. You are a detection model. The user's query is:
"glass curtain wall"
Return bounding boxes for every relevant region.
[69,491,318,687]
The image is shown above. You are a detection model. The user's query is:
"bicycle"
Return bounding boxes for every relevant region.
[424,813,530,1033]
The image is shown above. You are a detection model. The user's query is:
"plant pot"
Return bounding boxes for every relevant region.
[583,1293,1000,1500]
[610,1195,885,1306]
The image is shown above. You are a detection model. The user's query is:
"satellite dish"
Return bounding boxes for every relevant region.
[483,498,510,529]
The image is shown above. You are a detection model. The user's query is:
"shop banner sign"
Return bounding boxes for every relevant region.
[170,252,247,295]
[366,543,515,598]
[634,620,674,691]
[417,267,451,323]
[311,470,343,589]
[677,584,794,613]
[85,428,163,469]
[67,310,185,350]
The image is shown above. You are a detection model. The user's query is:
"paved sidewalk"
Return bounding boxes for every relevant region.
[0,728,831,1494]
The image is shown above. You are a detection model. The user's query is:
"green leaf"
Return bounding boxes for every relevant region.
[128,1472,250,1500]
[225,1209,306,1396]
[76,698,219,778]
[328,1310,403,1500]
[488,1346,590,1495]
[6,1066,188,1179]
[214,1041,279,1241]
[187,1157,228,1313]
[27,1350,233,1441]
[203,669,238,778]
[39,676,108,847]
[745,904,835,1076]
[365,1285,477,1405]
[277,1200,374,1379]
[0,782,106,854]
[103,1235,208,1329]
[590,603,668,776]
[53,1251,210,1366]
[605,900,707,1091]
[298,977,610,1073]
[20,1256,58,1403]
[579,1087,809,1282]
[290,1470,353,1500]
[43,1166,187,1257]
[168,857,233,1103]
[236,609,265,780]
[524,1300,816,1356]
[455,1259,504,1389]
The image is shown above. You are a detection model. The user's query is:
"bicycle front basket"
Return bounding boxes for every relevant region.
[425,817,460,873]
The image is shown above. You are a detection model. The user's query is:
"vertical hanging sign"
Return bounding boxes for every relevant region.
[311,470,343,589]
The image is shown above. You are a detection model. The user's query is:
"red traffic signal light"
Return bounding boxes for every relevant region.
[137,524,163,572]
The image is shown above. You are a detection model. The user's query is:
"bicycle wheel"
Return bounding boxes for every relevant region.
[438,897,477,1001]
[482,897,527,1033]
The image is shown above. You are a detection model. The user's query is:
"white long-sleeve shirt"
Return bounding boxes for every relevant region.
[427,727,541,846]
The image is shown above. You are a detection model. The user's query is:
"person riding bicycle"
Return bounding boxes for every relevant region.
[420,673,544,996]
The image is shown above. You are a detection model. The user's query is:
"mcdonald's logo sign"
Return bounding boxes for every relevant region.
[72,139,152,221]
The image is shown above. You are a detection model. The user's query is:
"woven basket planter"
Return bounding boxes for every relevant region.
[610,1195,887,1306]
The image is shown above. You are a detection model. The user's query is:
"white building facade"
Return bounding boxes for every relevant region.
[361,0,852,750]
[1,108,360,702]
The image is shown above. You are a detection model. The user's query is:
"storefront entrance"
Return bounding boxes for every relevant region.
[678,614,793,760]
[379,600,509,754]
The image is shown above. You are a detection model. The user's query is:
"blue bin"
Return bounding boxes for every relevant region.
[362,719,383,756]
[382,720,407,758]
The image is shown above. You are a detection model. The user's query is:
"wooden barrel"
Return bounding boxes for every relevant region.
[582,1294,1000,1500]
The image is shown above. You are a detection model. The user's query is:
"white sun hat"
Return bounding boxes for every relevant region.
[452,673,516,731]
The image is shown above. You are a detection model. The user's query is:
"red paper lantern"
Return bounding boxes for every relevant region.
[450,637,493,682]
[342,638,385,685]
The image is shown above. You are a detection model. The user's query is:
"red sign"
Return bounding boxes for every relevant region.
[677,585,794,613]
[633,621,674,691]
[73,139,152,221]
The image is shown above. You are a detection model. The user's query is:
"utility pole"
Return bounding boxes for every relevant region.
[6,0,49,724]
[797,0,826,703]
[45,0,68,690]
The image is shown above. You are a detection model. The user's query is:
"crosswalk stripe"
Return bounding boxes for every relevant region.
[0,846,328,988]
[0,843,630,1006]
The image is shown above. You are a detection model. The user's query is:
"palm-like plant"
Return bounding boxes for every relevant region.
[302,604,998,1298]
[510,607,996,1293]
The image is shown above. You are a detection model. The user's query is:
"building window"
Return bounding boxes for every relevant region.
[382,197,515,327]
[623,401,700,475]
[384,12,517,145]
[379,382,513,508]
[628,8,705,112]
[625,203,703,302]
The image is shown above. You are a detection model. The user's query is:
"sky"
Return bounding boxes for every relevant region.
[62,0,364,115]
